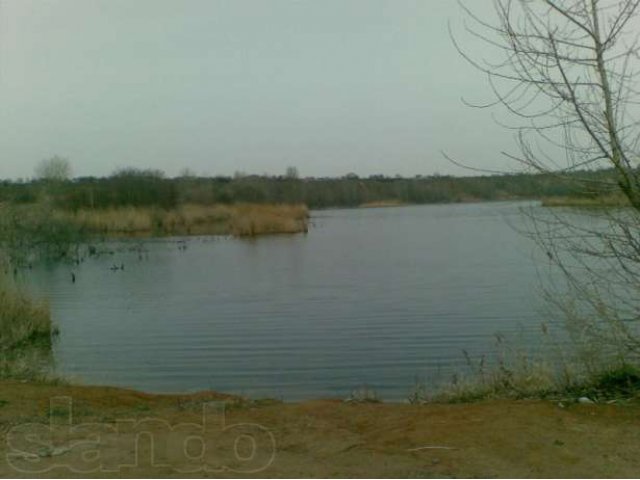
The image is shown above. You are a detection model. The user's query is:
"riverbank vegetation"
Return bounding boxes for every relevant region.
[0,166,623,210]
[0,166,622,254]
[447,0,640,412]
[0,280,56,380]
[0,200,308,266]
[358,199,407,208]
[57,203,309,237]
[0,285,52,350]
[541,194,629,208]
[4,164,616,261]
[412,351,640,405]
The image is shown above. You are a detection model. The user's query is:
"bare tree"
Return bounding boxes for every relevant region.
[455,0,640,364]
[35,156,72,182]
[285,166,300,180]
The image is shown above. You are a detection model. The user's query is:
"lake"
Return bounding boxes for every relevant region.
[25,202,551,400]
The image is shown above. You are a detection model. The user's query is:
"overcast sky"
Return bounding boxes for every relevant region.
[0,0,516,179]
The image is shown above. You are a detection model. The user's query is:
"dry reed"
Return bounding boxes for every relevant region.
[542,194,629,208]
[58,203,309,237]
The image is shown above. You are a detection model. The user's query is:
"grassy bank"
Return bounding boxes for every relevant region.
[541,194,629,207]
[406,330,640,405]
[415,361,640,405]
[57,203,309,237]
[0,286,52,350]
[358,199,407,208]
[0,282,56,380]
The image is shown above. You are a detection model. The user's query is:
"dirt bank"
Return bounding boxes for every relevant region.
[0,381,639,478]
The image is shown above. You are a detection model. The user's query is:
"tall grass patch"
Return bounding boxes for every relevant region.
[0,283,57,380]
[410,329,640,404]
[59,203,309,237]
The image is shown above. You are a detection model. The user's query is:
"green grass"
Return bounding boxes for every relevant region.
[567,364,640,399]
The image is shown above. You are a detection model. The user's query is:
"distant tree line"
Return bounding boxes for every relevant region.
[0,167,619,211]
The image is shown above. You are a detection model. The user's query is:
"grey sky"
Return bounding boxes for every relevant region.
[0,0,514,179]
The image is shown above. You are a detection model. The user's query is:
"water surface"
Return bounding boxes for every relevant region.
[26,202,549,400]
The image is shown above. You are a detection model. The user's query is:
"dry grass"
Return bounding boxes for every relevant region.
[0,282,56,380]
[409,327,640,404]
[424,361,640,404]
[58,203,309,237]
[0,286,52,350]
[423,360,560,403]
[359,199,406,208]
[542,194,629,207]
[226,204,309,236]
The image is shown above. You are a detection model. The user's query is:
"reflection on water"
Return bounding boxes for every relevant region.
[24,202,549,400]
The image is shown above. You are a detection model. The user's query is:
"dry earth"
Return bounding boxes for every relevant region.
[0,381,639,478]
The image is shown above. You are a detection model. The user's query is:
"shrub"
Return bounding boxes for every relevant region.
[0,283,57,380]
